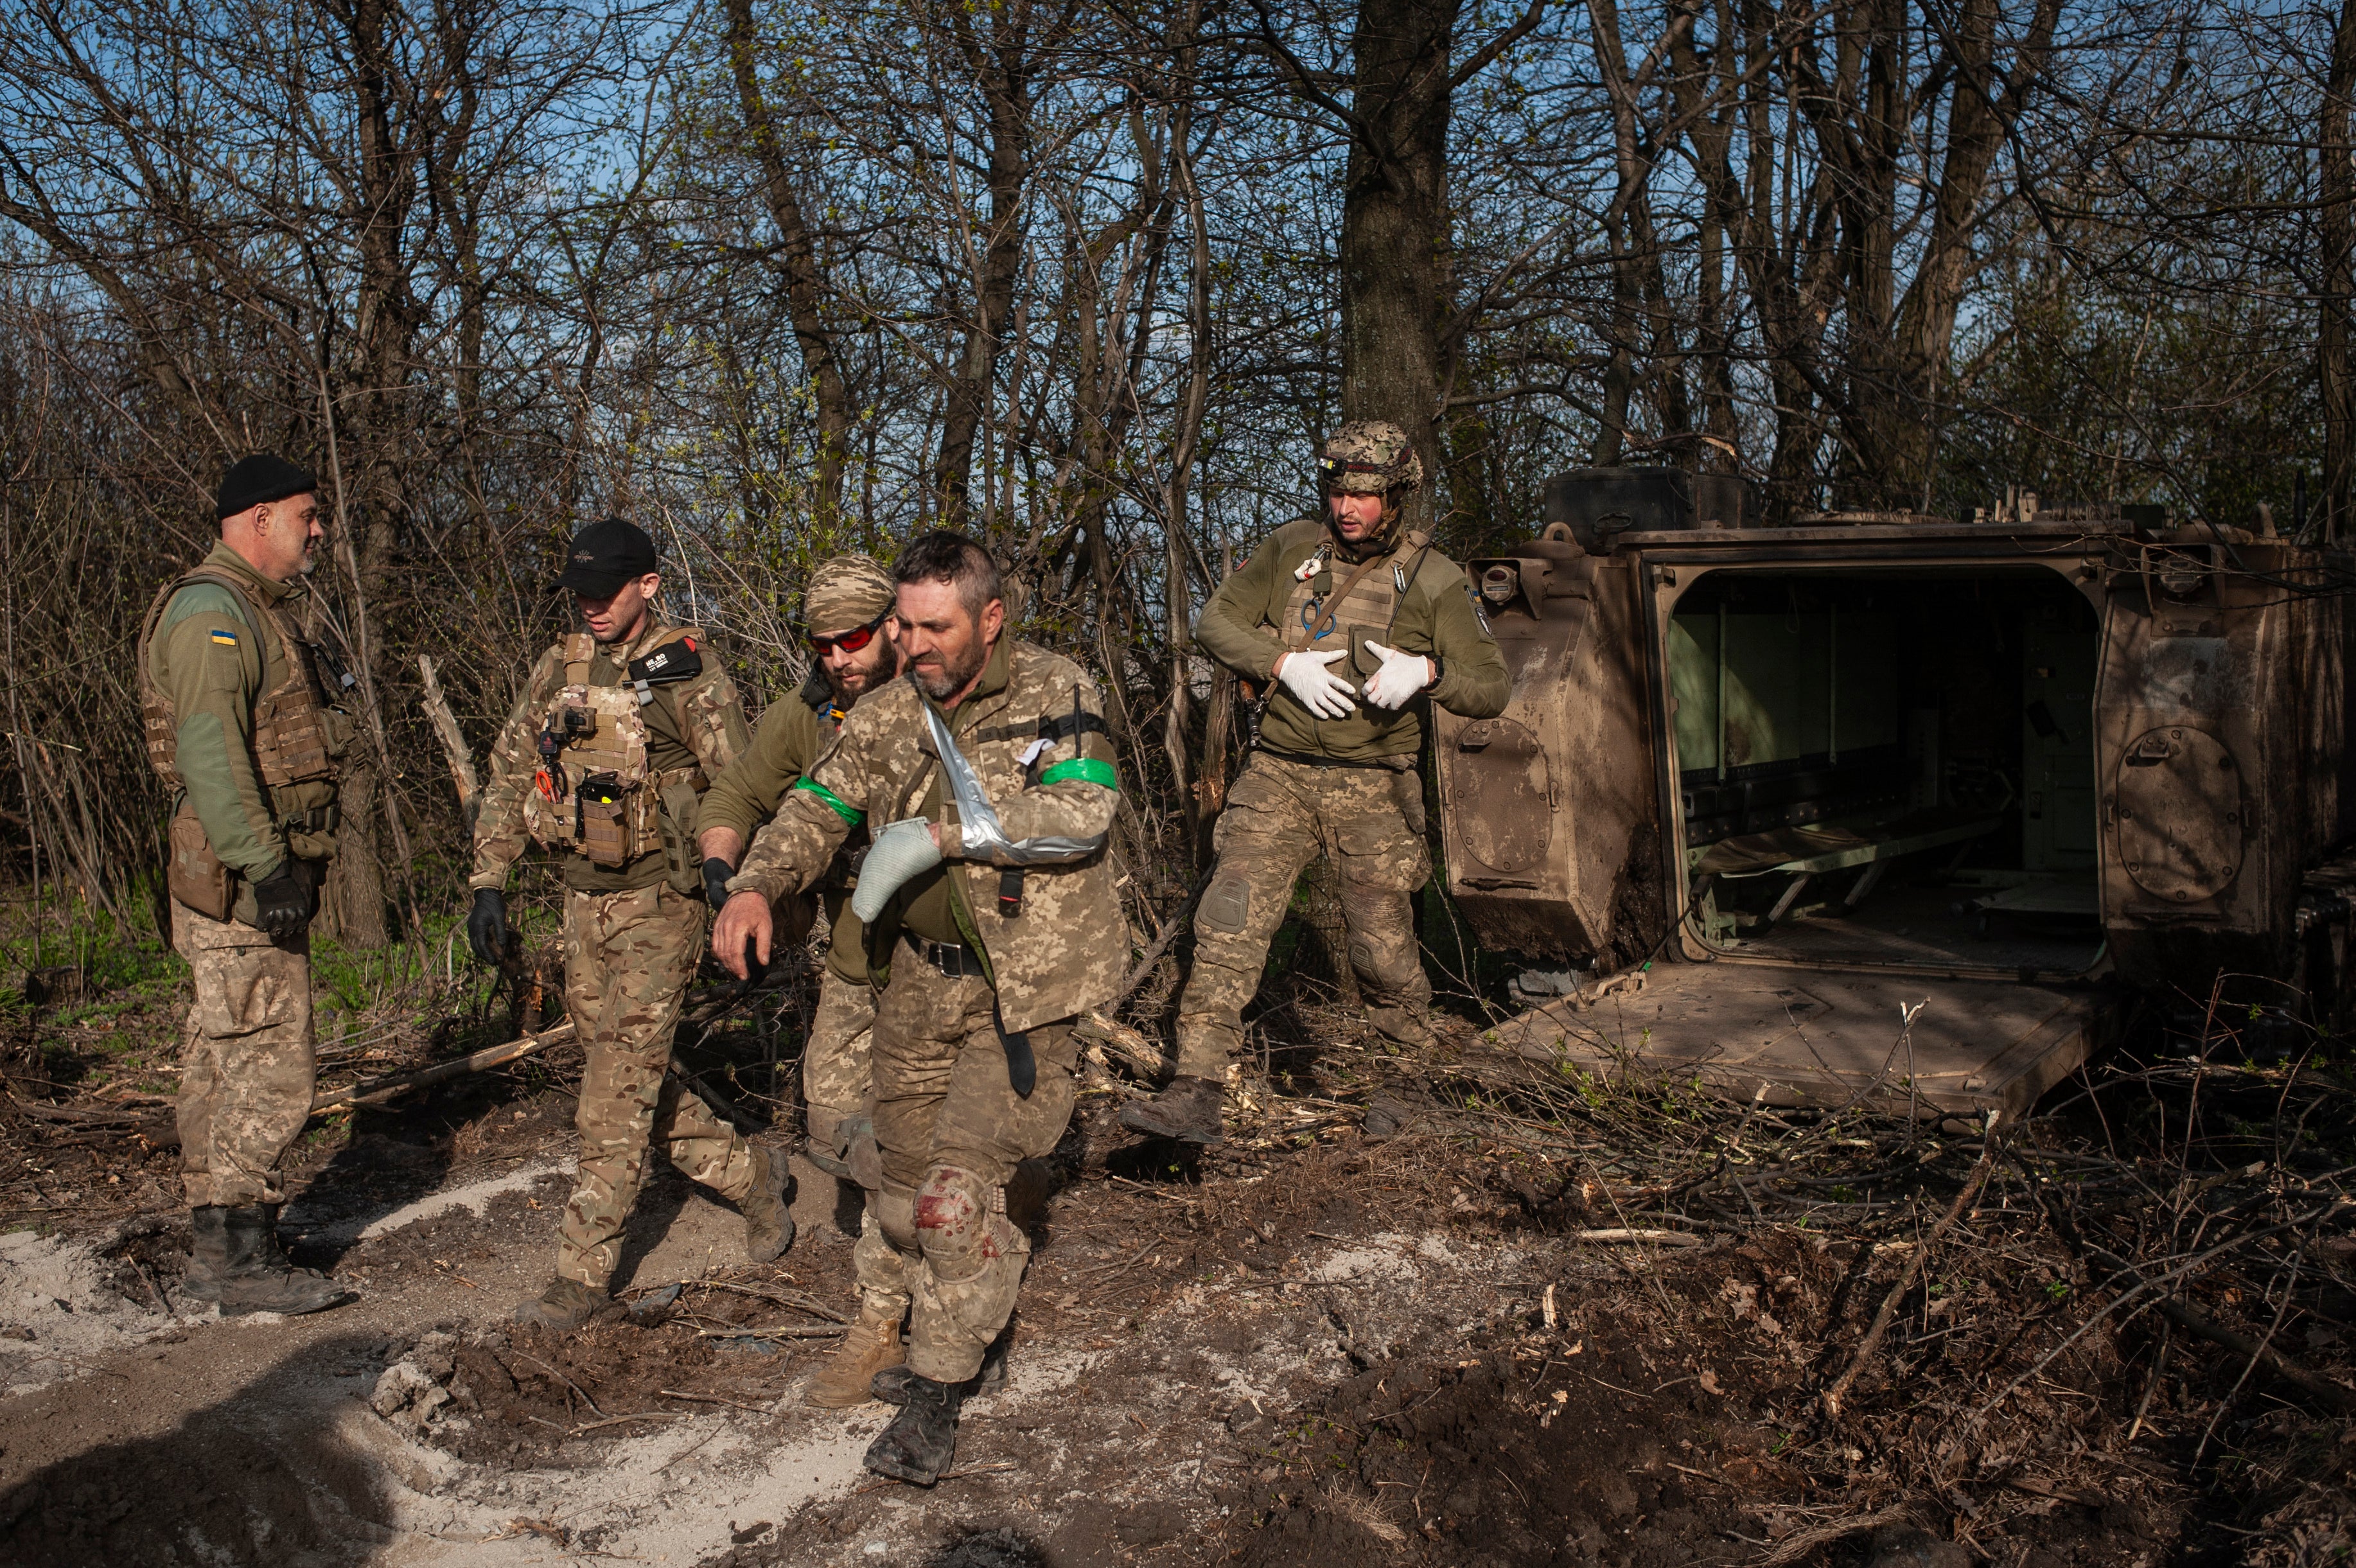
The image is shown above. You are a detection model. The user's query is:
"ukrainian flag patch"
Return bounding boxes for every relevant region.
[209,630,238,646]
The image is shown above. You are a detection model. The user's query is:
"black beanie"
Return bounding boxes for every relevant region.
[216,454,319,519]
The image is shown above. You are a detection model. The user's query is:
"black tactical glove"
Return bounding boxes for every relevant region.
[251,861,315,941]
[702,858,736,913]
[466,888,509,965]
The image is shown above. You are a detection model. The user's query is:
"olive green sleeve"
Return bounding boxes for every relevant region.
[1423,567,1510,719]
[154,585,281,879]
[1191,527,1294,681]
[468,647,563,892]
[697,696,820,844]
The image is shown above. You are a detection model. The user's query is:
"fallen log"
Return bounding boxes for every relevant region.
[310,1019,577,1116]
[1574,1228,1709,1247]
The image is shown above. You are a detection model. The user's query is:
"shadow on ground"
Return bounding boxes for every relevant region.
[0,1332,401,1567]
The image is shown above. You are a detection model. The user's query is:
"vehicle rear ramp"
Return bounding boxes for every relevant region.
[1491,964,2110,1123]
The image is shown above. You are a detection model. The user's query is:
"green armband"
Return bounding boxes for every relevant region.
[1039,757,1118,790]
[792,777,865,825]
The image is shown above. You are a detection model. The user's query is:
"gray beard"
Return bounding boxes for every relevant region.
[911,646,985,702]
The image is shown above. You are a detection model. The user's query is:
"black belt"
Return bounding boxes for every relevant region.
[903,931,987,979]
[1252,744,1415,772]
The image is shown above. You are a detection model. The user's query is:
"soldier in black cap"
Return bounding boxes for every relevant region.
[465,516,796,1330]
[134,453,358,1316]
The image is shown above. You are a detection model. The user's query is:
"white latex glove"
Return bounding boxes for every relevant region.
[1360,641,1434,710]
[852,818,946,922]
[1274,649,1357,719]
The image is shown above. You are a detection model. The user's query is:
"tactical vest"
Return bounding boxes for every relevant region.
[136,569,350,798]
[1279,528,1436,682]
[520,629,710,868]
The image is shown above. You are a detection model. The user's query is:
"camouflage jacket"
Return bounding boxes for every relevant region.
[1195,516,1508,761]
[470,621,751,895]
[728,636,1126,1033]
[698,671,870,982]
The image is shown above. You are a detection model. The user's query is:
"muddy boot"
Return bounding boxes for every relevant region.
[514,1276,607,1331]
[870,1330,1008,1405]
[804,1305,906,1409]
[862,1371,966,1485]
[1118,1075,1226,1145]
[180,1206,229,1308]
[742,1142,796,1265]
[215,1206,354,1317]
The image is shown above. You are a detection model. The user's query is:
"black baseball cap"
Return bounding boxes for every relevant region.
[555,516,659,595]
[216,453,318,519]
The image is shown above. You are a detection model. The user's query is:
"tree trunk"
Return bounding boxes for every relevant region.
[2325,0,2356,540]
[322,764,390,948]
[1339,0,1464,531]
[721,0,855,529]
[934,3,1039,531]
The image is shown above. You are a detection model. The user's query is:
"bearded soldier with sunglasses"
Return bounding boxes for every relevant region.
[696,555,910,1405]
[466,516,795,1330]
[1121,422,1508,1147]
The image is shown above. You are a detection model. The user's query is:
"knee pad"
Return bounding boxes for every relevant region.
[876,1181,919,1253]
[913,1164,1011,1283]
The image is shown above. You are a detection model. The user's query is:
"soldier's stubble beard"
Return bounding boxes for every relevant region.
[910,619,990,703]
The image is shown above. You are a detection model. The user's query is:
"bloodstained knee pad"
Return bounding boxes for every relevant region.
[876,1180,919,1254]
[913,1164,1014,1284]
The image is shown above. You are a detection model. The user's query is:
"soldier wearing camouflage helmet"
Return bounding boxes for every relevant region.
[466,516,795,1332]
[1121,421,1508,1146]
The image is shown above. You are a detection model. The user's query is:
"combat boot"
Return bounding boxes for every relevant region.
[862,1371,967,1485]
[741,1142,796,1265]
[804,1303,906,1408]
[513,1276,607,1332]
[215,1206,354,1317]
[1118,1075,1226,1145]
[180,1206,229,1307]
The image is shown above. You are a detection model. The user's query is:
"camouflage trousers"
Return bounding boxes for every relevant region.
[1174,752,1434,1082]
[172,898,315,1209]
[852,939,1078,1382]
[556,882,759,1289]
[805,967,876,1165]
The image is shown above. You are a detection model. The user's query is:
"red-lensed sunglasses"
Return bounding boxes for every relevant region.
[808,610,890,656]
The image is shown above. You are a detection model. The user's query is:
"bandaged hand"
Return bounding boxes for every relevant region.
[852,818,946,922]
[1360,641,1434,710]
[1274,649,1357,719]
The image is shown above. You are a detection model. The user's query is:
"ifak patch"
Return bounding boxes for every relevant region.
[209,629,239,646]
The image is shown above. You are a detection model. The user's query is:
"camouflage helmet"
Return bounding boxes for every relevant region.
[1317,421,1423,496]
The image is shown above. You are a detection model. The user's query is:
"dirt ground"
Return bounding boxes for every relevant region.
[2,943,2353,1567]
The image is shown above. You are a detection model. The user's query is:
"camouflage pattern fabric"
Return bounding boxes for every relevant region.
[554,881,760,1288]
[172,898,317,1208]
[471,621,750,897]
[806,969,877,1161]
[802,553,897,633]
[1174,752,1435,1081]
[868,944,1079,1383]
[1319,419,1424,494]
[696,671,870,984]
[728,635,1127,1035]
[850,1208,911,1323]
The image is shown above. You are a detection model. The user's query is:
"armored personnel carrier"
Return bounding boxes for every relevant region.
[1440,468,2355,1122]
